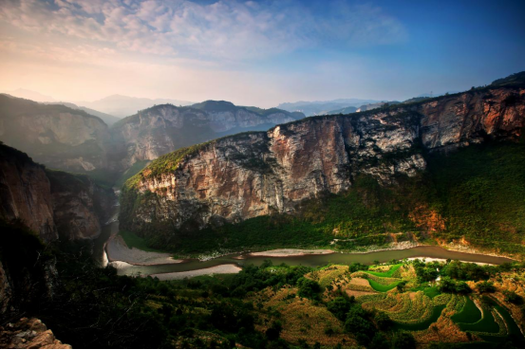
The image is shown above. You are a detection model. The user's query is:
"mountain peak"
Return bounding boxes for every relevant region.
[191,100,236,112]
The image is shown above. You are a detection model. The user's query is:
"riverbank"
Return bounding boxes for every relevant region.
[150,264,242,280]
[405,257,495,266]
[235,248,335,258]
[106,234,184,266]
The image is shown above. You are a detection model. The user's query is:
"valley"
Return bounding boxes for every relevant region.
[1,72,525,349]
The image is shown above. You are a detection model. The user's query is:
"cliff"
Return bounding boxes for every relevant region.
[0,94,111,173]
[121,85,525,239]
[110,101,304,169]
[0,143,115,242]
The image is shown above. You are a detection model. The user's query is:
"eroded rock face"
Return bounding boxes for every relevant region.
[122,87,524,233]
[0,94,110,173]
[0,144,115,242]
[0,318,71,349]
[110,104,303,169]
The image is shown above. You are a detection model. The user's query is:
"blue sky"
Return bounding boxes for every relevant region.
[0,0,524,107]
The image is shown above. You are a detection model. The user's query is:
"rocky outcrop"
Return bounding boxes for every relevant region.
[110,101,304,169]
[0,143,115,242]
[0,318,71,349]
[0,94,110,173]
[121,86,525,234]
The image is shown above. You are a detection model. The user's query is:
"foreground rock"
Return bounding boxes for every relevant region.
[0,318,71,349]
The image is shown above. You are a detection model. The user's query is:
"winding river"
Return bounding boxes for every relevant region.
[93,193,515,279]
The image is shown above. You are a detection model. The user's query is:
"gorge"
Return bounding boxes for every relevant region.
[120,76,525,259]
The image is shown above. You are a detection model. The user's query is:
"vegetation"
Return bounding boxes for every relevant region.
[121,140,525,259]
[3,216,525,349]
[119,230,164,253]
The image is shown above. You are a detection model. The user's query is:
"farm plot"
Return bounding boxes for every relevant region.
[453,297,525,345]
[451,297,482,324]
[362,291,434,323]
[353,271,404,292]
[366,264,403,278]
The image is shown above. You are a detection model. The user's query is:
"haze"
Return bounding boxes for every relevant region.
[1,0,524,108]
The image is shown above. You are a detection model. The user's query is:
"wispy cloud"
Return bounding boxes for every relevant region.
[0,0,407,61]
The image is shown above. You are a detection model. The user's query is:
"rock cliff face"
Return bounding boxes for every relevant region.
[121,87,525,233]
[110,101,304,169]
[0,143,115,242]
[0,94,111,173]
[0,95,305,176]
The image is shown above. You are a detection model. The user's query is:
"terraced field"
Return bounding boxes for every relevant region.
[452,296,525,344]
[300,261,525,348]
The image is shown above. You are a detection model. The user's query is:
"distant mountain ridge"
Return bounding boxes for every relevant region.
[77,94,193,118]
[277,98,378,116]
[45,101,121,126]
[0,94,305,177]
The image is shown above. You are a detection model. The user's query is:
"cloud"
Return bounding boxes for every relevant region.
[0,0,407,61]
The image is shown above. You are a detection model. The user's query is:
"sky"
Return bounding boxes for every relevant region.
[0,0,524,107]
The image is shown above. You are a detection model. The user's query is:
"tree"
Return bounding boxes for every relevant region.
[370,333,390,349]
[297,278,322,300]
[504,291,524,305]
[392,331,416,348]
[327,297,353,321]
[374,311,393,331]
[397,280,408,292]
[455,282,472,295]
[477,281,496,293]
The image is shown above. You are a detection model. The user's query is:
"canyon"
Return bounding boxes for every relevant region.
[0,94,304,176]
[121,86,525,238]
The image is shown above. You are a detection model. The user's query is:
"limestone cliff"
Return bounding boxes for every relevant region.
[110,101,304,169]
[0,143,115,242]
[121,86,524,234]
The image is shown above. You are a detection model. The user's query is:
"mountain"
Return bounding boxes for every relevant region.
[120,73,525,256]
[110,100,305,169]
[0,95,306,182]
[323,106,358,115]
[0,94,112,174]
[6,88,56,102]
[0,142,114,333]
[52,102,121,126]
[355,101,399,112]
[0,142,115,242]
[277,98,378,116]
[77,94,193,118]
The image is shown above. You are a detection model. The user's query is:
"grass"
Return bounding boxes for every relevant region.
[423,286,441,298]
[119,230,165,253]
[368,279,403,292]
[366,264,402,277]
[452,297,482,323]
[456,304,500,334]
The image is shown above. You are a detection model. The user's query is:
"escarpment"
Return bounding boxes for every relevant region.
[0,143,115,242]
[121,86,525,235]
[110,101,304,169]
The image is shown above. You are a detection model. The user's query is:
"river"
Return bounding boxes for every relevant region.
[95,193,515,279]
